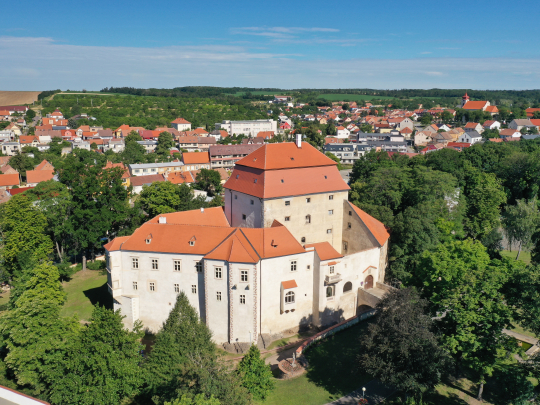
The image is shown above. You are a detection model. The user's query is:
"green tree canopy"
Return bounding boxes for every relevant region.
[137,181,207,218]
[237,345,274,400]
[502,198,540,259]
[194,169,223,196]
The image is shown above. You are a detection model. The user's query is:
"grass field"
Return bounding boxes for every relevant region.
[317,94,394,101]
[0,91,42,105]
[60,269,111,321]
[500,249,531,264]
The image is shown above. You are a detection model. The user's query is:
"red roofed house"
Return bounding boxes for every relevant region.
[526,108,540,118]
[182,152,211,170]
[104,134,392,343]
[0,173,20,189]
[464,122,483,134]
[171,118,192,131]
[26,160,55,186]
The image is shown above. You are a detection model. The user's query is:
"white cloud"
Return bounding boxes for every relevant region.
[1,36,539,90]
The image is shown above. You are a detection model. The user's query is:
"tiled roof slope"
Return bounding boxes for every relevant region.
[224,165,349,199]
[235,142,337,170]
[26,170,54,184]
[347,201,390,246]
[204,229,260,263]
[147,207,229,227]
[304,242,343,261]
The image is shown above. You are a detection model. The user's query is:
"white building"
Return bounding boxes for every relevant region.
[336,126,351,139]
[215,119,277,137]
[458,131,483,145]
[171,118,192,132]
[105,137,390,344]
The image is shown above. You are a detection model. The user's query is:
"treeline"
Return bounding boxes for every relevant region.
[101,86,282,99]
[37,90,61,100]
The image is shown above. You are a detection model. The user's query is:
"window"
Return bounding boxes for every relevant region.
[305,215,311,224]
[343,241,348,252]
[250,200,254,205]
[240,295,246,304]
[343,282,353,293]
[253,179,257,183]
[307,265,311,270]
[132,258,139,269]
[285,201,290,206]
[149,282,156,292]
[192,285,197,294]
[189,240,195,246]
[234,194,238,199]
[328,210,334,215]
[326,286,335,298]
[329,195,334,200]
[285,291,295,304]
[329,266,335,274]
[241,270,248,282]
[327,229,332,234]
[133,281,138,290]
[349,211,352,216]
[215,267,222,279]
[348,222,352,229]
[242,214,246,220]
[152,259,159,270]
[291,261,297,272]
[285,216,290,221]
[217,292,222,301]
[174,260,181,271]
[195,262,203,273]
[146,238,151,244]
[306,198,311,203]
[174,283,180,293]
[301,237,306,243]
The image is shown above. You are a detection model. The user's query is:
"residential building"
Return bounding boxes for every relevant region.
[182,152,211,171]
[499,129,521,140]
[209,144,264,170]
[0,173,20,189]
[483,120,501,130]
[129,162,185,177]
[215,120,277,137]
[130,174,166,194]
[1,142,21,156]
[508,119,534,131]
[335,126,350,139]
[458,131,482,145]
[171,118,192,131]
[324,143,365,164]
[105,138,391,343]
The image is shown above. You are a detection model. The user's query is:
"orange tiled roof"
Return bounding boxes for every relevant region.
[304,242,343,261]
[193,128,209,135]
[462,101,488,110]
[103,236,131,252]
[464,122,479,129]
[281,280,298,289]
[35,160,54,171]
[26,170,54,184]
[485,106,499,113]
[347,201,390,246]
[147,207,229,227]
[171,118,191,124]
[204,228,260,263]
[235,142,337,170]
[225,165,350,199]
[19,136,38,144]
[0,173,20,187]
[168,171,195,185]
[182,152,210,165]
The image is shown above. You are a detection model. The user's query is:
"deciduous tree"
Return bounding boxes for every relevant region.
[237,345,274,400]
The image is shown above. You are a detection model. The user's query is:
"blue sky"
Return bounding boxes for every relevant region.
[1,0,539,90]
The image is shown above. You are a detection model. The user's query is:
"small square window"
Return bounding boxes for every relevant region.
[234,195,238,199]
[291,261,297,272]
[285,201,290,206]
[132,258,139,269]
[152,259,159,270]
[174,260,181,271]
[174,283,180,293]
[329,195,334,200]
[217,291,222,301]
[307,265,311,270]
[250,200,254,205]
[133,281,138,290]
[242,214,246,220]
[241,270,248,282]
[192,285,197,294]
[215,267,222,279]
[240,295,246,304]
[149,282,156,292]
[328,210,333,215]
[285,216,290,221]
[306,198,311,203]
[327,229,332,234]
[348,222,352,229]
[301,237,306,243]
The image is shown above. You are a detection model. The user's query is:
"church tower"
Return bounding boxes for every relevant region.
[461,92,470,108]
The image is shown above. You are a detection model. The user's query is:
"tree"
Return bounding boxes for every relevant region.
[26,109,36,120]
[417,239,514,401]
[441,110,453,124]
[341,103,349,111]
[493,366,535,405]
[90,142,98,150]
[122,130,146,164]
[0,194,53,286]
[142,292,216,403]
[420,114,432,126]
[137,181,207,219]
[359,123,372,133]
[8,153,33,178]
[326,122,336,136]
[165,394,220,405]
[48,307,144,405]
[325,152,343,170]
[0,262,80,394]
[503,198,540,259]
[156,131,174,158]
[195,169,223,196]
[237,345,274,400]
[358,288,451,400]
[463,166,506,240]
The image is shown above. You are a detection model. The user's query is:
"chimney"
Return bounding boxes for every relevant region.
[296,133,302,148]
[200,207,204,213]
[158,216,167,224]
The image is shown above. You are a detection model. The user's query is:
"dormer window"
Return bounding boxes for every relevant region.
[145,234,152,244]
[189,236,196,246]
[254,179,257,183]
[236,174,239,179]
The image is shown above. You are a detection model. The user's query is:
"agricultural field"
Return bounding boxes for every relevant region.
[317,93,395,101]
[0,91,42,105]
[228,90,290,97]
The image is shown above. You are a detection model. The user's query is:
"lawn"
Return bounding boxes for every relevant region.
[500,249,531,264]
[60,269,112,321]
[257,321,373,405]
[317,94,394,101]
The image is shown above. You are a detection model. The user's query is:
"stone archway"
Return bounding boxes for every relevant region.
[364,275,374,290]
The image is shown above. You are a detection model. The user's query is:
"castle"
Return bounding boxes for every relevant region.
[105,137,390,344]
